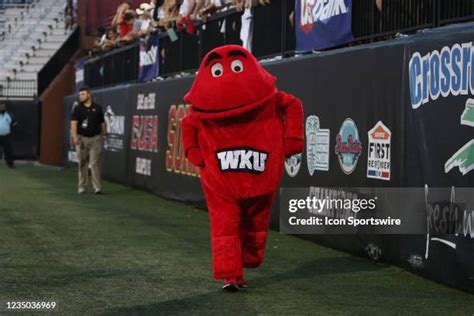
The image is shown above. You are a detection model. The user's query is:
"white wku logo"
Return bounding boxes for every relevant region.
[216,148,268,173]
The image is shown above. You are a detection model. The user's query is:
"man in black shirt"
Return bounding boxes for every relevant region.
[71,86,108,194]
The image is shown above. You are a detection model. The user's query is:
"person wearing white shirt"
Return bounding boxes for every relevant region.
[0,103,17,169]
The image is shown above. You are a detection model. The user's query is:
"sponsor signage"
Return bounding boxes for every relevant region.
[335,118,361,175]
[367,121,391,181]
[306,115,330,174]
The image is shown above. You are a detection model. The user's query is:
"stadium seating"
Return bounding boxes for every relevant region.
[0,0,73,98]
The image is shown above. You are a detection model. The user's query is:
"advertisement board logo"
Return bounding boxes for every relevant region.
[137,93,156,110]
[165,104,199,177]
[130,115,158,152]
[105,105,125,152]
[299,0,349,34]
[105,105,124,135]
[136,157,152,176]
[409,42,474,109]
[140,44,158,67]
[445,139,474,176]
[306,115,330,175]
[367,121,391,181]
[335,118,362,175]
[445,99,474,176]
[285,154,302,177]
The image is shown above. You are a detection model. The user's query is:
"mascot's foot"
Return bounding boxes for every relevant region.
[235,276,248,289]
[222,277,247,292]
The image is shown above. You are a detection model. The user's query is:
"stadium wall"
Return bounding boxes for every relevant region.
[64,22,474,293]
[40,51,79,166]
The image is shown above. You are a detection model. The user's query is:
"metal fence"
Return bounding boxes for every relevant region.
[0,0,34,3]
[0,79,37,99]
[0,0,34,7]
[84,42,140,89]
[82,0,474,88]
[353,0,474,41]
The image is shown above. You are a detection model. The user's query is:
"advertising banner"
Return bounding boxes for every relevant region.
[74,57,85,92]
[139,32,160,83]
[295,0,354,52]
[127,79,203,201]
[100,86,131,184]
[402,23,474,292]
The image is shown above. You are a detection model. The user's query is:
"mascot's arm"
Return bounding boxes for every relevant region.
[277,91,304,157]
[182,114,205,167]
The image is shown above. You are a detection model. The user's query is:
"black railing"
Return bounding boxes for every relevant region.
[0,79,36,99]
[353,0,474,40]
[84,42,140,89]
[0,0,34,7]
[161,9,245,76]
[83,0,474,88]
[440,0,474,24]
[37,27,79,97]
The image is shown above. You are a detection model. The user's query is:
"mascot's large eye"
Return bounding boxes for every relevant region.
[231,59,244,73]
[211,63,223,77]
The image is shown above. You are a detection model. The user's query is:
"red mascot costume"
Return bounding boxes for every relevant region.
[182,45,304,292]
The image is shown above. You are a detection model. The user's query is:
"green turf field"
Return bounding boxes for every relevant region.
[0,164,473,315]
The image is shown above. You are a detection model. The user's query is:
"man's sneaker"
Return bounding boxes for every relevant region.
[94,189,102,195]
[78,189,86,194]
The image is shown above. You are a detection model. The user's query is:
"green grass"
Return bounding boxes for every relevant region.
[0,164,472,315]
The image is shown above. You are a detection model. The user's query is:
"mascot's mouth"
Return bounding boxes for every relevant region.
[190,89,277,115]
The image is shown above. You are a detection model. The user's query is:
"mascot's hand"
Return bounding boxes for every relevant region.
[187,147,205,167]
[284,138,304,158]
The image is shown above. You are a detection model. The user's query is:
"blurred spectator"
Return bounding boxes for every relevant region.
[234,0,245,11]
[97,26,107,42]
[112,1,133,27]
[198,0,252,20]
[88,0,271,57]
[101,29,119,50]
[119,10,136,39]
[63,0,77,23]
[199,0,219,18]
[135,3,155,36]
[90,27,107,54]
[240,0,252,50]
[192,0,206,19]
[133,10,143,33]
[179,0,196,18]
[65,6,73,31]
[157,0,181,28]
[72,0,78,20]
[152,0,166,22]
[376,0,382,11]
